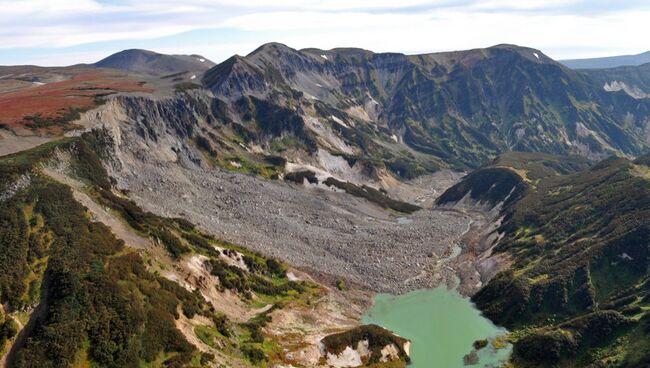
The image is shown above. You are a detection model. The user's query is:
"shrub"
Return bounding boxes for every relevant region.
[182,232,212,252]
[515,330,578,364]
[321,324,410,364]
[242,344,266,363]
[284,170,318,184]
[152,228,189,259]
[323,177,420,213]
[336,280,346,291]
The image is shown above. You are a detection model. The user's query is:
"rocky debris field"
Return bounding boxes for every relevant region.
[115,161,476,293]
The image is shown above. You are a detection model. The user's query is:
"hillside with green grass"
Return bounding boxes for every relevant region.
[443,153,650,367]
[0,135,208,367]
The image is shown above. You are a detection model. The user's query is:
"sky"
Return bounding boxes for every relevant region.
[0,0,648,66]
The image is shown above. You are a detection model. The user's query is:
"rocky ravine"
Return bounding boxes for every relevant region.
[116,161,478,293]
[75,92,506,295]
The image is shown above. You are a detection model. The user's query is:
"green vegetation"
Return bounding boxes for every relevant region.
[206,253,304,298]
[173,82,201,93]
[489,151,592,181]
[23,107,90,131]
[0,130,318,367]
[284,170,318,184]
[0,133,218,367]
[336,280,347,291]
[436,167,527,208]
[466,154,650,367]
[323,177,420,213]
[321,324,410,365]
[0,316,18,347]
[214,154,284,179]
[269,135,310,152]
[437,151,592,208]
[152,228,189,260]
[1,178,201,367]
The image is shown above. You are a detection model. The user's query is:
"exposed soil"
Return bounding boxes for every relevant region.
[0,129,52,157]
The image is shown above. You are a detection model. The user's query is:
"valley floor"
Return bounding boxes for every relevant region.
[113,160,502,295]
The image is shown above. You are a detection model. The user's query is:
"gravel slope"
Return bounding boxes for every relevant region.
[115,160,474,293]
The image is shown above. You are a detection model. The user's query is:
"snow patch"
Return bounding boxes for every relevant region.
[198,58,205,62]
[32,81,45,86]
[320,54,328,60]
[604,80,650,99]
[391,134,398,143]
[366,93,379,105]
[190,75,196,80]
[533,52,540,59]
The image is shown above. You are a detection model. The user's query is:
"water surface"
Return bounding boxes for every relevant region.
[362,287,511,367]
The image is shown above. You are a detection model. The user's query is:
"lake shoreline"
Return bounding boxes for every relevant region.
[362,286,512,367]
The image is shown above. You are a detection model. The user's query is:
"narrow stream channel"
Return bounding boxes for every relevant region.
[365,216,511,367]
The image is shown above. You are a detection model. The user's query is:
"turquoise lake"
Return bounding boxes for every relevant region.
[362,287,511,367]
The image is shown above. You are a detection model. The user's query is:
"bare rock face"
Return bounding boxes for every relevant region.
[0,173,30,202]
[76,85,486,295]
[201,43,650,168]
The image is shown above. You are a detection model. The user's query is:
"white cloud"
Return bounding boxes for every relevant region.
[217,7,650,59]
[220,11,427,31]
[0,0,648,64]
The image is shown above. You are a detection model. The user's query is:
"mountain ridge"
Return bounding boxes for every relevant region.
[200,42,650,170]
[2,41,650,367]
[95,48,215,75]
[561,50,650,69]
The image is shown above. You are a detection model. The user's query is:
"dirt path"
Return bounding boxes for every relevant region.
[72,189,151,249]
[0,130,52,157]
[42,166,152,250]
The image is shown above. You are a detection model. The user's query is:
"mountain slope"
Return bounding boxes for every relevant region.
[561,50,650,69]
[441,153,650,367]
[581,63,650,99]
[4,43,650,368]
[202,43,650,170]
[95,49,215,75]
[0,130,409,368]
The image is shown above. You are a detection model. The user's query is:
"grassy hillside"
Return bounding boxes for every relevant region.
[460,154,650,367]
[0,136,206,367]
[436,151,591,208]
[0,132,324,367]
